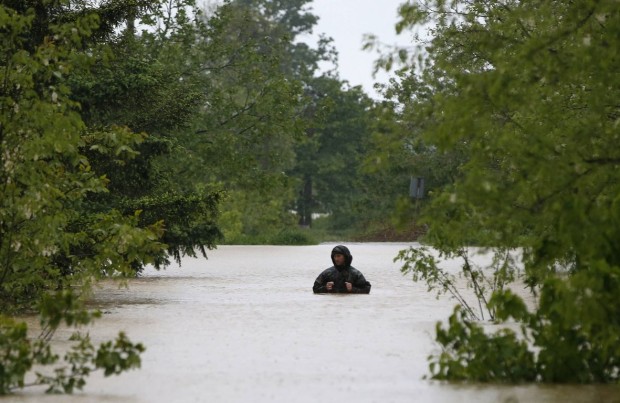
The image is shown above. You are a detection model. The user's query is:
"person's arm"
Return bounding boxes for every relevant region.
[313,272,333,293]
[350,272,371,294]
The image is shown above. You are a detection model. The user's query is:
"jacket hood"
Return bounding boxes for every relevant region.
[331,245,353,267]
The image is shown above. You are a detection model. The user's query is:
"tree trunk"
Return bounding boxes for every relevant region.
[298,176,313,227]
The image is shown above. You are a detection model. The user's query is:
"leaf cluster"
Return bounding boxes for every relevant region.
[431,261,620,383]
[1,292,144,394]
[387,0,620,383]
[429,305,536,382]
[0,1,171,394]
[397,246,518,321]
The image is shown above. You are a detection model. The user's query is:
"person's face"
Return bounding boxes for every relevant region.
[333,253,346,266]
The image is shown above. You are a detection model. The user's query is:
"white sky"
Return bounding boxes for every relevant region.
[305,0,412,98]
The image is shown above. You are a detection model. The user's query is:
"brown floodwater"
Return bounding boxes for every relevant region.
[9,243,620,402]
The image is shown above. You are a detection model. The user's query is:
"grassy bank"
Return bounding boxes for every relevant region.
[220,218,425,245]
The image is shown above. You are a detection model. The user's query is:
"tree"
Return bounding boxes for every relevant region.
[175,0,310,240]
[154,0,337,240]
[291,77,375,228]
[388,0,620,382]
[0,1,175,393]
[68,0,224,267]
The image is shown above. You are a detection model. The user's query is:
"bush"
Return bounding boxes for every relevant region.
[222,228,317,245]
[428,262,620,383]
[268,229,316,245]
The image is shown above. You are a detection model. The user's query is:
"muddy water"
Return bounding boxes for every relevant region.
[11,243,620,402]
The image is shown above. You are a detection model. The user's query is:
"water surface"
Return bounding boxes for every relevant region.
[12,244,620,402]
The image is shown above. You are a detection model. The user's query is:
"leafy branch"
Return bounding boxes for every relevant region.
[397,246,520,321]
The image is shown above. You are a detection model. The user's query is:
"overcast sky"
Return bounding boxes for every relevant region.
[201,0,413,98]
[305,0,411,98]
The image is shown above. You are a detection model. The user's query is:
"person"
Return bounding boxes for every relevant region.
[313,245,371,294]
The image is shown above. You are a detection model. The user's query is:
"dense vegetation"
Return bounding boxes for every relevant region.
[377,0,620,383]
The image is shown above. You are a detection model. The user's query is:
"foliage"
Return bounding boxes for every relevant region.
[360,74,469,236]
[0,0,165,305]
[222,227,316,245]
[429,306,536,382]
[155,0,312,235]
[387,0,620,383]
[267,228,316,245]
[529,262,620,383]
[431,262,620,383]
[291,77,376,227]
[190,0,308,183]
[0,1,163,394]
[68,0,224,269]
[397,246,518,321]
[217,188,298,242]
[199,1,381,231]
[121,189,223,266]
[0,294,144,394]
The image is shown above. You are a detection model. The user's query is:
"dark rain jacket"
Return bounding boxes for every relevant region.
[313,245,371,294]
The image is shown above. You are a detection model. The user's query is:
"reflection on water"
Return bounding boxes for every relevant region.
[11,244,620,402]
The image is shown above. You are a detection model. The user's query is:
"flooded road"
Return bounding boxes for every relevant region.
[11,243,620,402]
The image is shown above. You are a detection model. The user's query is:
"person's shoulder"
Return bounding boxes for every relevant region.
[349,266,363,274]
[320,266,336,274]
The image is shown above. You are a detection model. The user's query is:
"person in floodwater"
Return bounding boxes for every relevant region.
[313,245,371,294]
